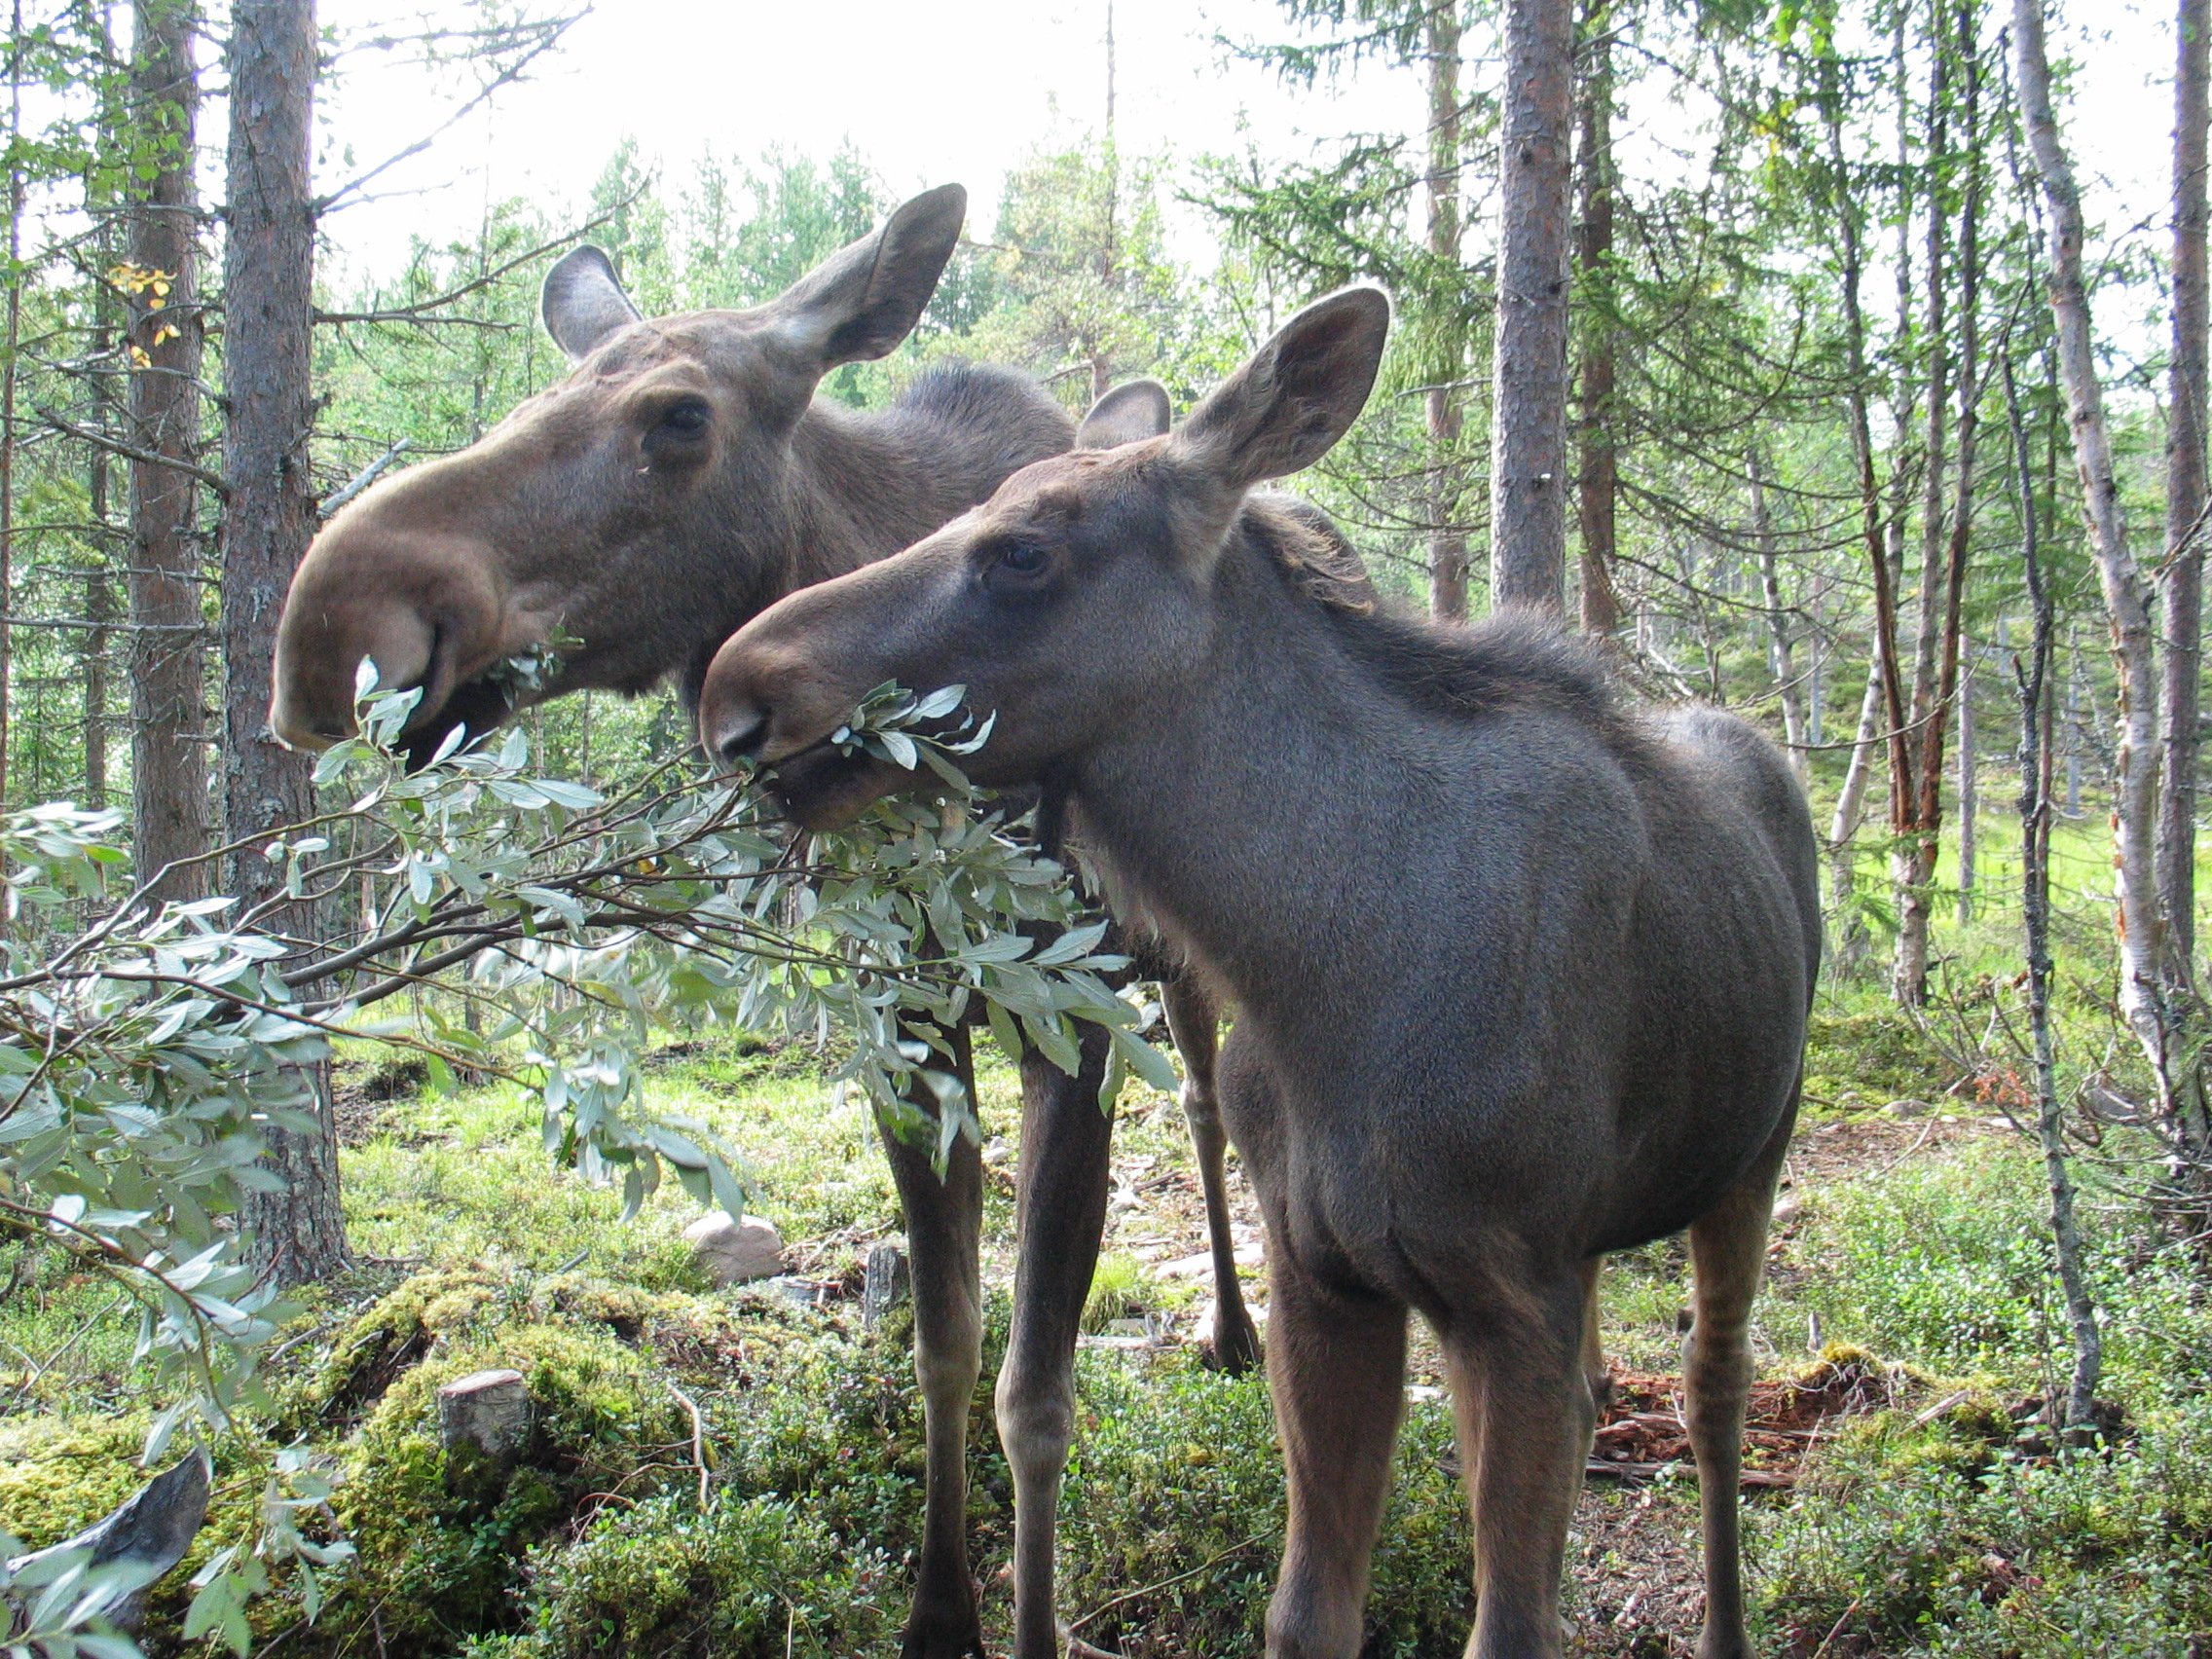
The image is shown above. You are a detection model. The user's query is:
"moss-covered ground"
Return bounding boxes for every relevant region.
[3,988,2209,1656]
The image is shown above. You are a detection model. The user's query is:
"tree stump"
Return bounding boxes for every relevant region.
[863,1240,910,1335]
[438,1369,531,1469]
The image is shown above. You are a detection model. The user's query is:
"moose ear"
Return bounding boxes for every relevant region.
[1077,380,1172,449]
[1175,288,1390,493]
[767,183,967,369]
[541,245,643,361]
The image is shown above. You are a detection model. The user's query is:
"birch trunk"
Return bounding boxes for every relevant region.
[2014,0,2189,1145]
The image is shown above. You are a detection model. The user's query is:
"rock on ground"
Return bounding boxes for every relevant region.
[683,1213,787,1286]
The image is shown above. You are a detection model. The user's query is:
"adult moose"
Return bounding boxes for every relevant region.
[268,186,1262,1659]
[699,289,1822,1659]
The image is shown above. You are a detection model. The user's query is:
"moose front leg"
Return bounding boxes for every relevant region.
[997,1021,1117,1659]
[1161,971,1262,1374]
[876,1024,987,1659]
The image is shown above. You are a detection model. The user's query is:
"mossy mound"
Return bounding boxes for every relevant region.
[327,1318,688,1655]
[0,1414,153,1550]
[511,1493,897,1658]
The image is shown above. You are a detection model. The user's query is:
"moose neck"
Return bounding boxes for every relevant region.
[1067,535,1453,1056]
[782,389,1051,590]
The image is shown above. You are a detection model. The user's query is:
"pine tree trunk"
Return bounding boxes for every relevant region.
[2015,0,2202,1157]
[127,0,210,903]
[1574,0,1619,637]
[1490,0,1572,614]
[1425,2,1471,621]
[223,0,344,1288]
[2161,0,2208,978]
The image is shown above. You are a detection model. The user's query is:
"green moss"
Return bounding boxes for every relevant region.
[326,1319,686,1655]
[1802,1005,1952,1112]
[0,1415,150,1550]
[516,1493,896,1658]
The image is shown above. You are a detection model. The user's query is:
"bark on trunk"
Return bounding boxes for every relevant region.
[2006,349,2102,1434]
[1958,654,1976,924]
[1426,0,1471,621]
[1490,0,1572,613]
[1,0,22,817]
[1894,11,1984,1008]
[127,0,210,903]
[1574,0,1619,636]
[223,0,344,1288]
[1821,53,1908,978]
[2161,0,2208,978]
[2015,0,2199,1154]
[1751,449,1808,783]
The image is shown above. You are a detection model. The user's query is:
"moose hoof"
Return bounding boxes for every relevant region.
[900,1600,985,1659]
[1197,1300,1263,1376]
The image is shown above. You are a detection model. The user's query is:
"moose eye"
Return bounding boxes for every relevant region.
[994,542,1049,578]
[655,399,710,439]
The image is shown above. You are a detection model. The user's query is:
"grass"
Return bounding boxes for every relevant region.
[4,998,2210,1656]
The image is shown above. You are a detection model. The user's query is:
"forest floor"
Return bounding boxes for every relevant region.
[3,996,2210,1657]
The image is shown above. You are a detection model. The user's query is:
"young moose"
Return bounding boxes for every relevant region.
[268,187,1264,1659]
[699,290,1822,1659]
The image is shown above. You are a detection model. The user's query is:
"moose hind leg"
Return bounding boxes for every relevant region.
[1683,1108,1794,1659]
[1263,1249,1409,1659]
[1161,971,1261,1374]
[1442,1274,1597,1659]
[997,1022,1117,1659]
[875,1032,986,1659]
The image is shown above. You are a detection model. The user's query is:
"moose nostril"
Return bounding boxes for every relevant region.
[713,712,770,770]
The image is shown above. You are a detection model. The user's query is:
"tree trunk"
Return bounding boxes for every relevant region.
[223,0,344,1288]
[1821,50,1908,978]
[1894,8,1984,1009]
[1958,654,1976,924]
[2005,348,2102,1435]
[127,0,210,903]
[1490,0,1572,613]
[2161,0,2209,979]
[1425,1,1471,621]
[2015,0,2202,1156]
[1890,25,1953,1009]
[1,0,22,817]
[1751,448,1808,783]
[1574,0,1619,635]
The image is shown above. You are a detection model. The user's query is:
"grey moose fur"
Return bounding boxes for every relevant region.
[268,187,1268,1659]
[701,288,1823,1659]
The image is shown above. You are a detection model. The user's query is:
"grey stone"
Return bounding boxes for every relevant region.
[683,1212,787,1286]
[6,1448,211,1632]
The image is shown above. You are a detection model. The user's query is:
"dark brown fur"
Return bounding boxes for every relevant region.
[268,191,1266,1659]
[700,290,1820,1659]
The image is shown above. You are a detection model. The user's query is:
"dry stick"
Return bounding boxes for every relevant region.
[667,1382,712,1509]
[1064,1533,1266,1638]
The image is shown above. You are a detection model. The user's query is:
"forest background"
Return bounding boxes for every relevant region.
[4,0,2212,1655]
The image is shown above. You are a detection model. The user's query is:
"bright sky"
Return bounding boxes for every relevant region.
[284,2,2187,361]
